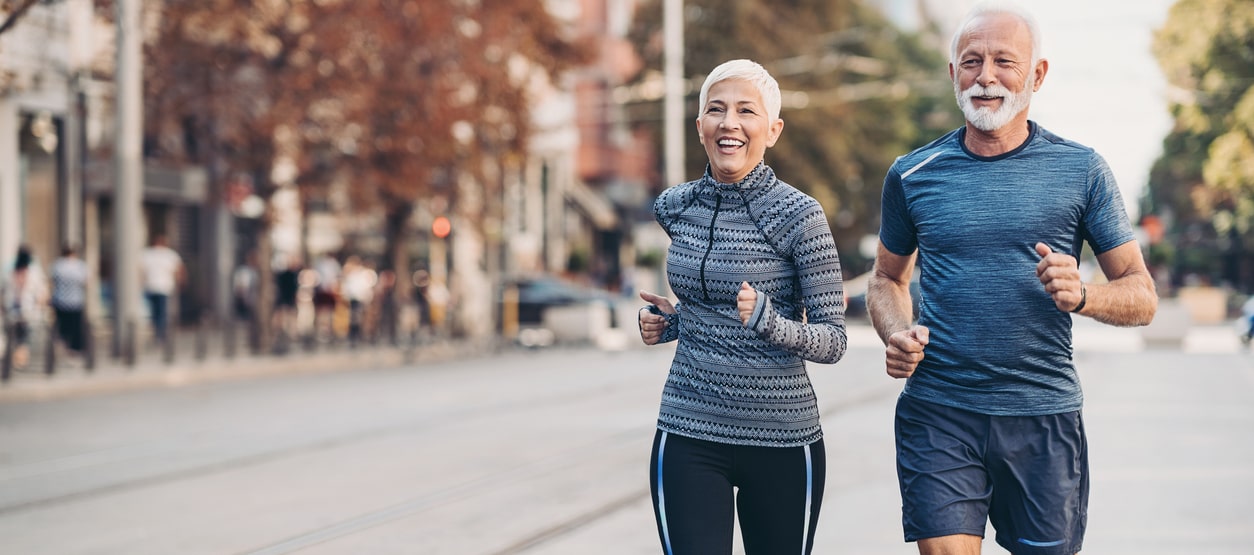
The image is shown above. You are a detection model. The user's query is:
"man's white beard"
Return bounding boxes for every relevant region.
[955,80,1033,132]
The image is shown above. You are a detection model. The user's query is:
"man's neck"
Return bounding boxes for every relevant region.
[963,118,1032,157]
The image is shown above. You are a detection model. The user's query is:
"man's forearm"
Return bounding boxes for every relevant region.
[1078,273,1157,327]
[868,277,915,345]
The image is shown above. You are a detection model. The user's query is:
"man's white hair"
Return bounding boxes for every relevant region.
[697,59,782,123]
[949,1,1043,67]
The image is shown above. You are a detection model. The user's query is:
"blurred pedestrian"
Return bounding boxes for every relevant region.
[232,250,260,322]
[340,256,375,346]
[311,251,341,342]
[2,246,49,369]
[867,4,1158,554]
[411,269,432,338]
[1241,296,1254,348]
[273,253,302,349]
[636,59,848,554]
[140,235,185,344]
[50,243,89,356]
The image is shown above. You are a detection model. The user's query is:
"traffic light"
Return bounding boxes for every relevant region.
[432,216,451,239]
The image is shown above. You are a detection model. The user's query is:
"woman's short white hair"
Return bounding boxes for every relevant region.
[950,1,1043,66]
[697,59,782,123]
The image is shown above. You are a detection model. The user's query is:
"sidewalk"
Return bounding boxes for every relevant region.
[0,325,487,403]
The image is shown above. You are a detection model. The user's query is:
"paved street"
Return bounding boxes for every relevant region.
[0,321,1251,554]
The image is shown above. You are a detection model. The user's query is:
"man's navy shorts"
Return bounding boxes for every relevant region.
[895,394,1089,555]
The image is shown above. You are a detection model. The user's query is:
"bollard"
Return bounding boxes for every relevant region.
[112,320,121,360]
[249,315,261,355]
[1,323,13,382]
[163,322,175,364]
[502,284,520,341]
[83,317,95,372]
[44,321,56,376]
[194,316,209,361]
[124,319,137,368]
[224,315,237,359]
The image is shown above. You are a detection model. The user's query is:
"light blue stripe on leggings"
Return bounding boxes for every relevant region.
[657,432,673,555]
[801,443,812,555]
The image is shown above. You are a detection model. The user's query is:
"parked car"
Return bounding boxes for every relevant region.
[498,276,615,327]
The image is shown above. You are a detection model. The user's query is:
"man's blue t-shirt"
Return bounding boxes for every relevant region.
[879,121,1135,416]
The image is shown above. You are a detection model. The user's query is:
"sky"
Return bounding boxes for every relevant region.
[886,0,1179,218]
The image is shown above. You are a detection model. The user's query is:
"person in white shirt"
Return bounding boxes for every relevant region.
[340,256,376,346]
[140,235,185,344]
[2,246,49,369]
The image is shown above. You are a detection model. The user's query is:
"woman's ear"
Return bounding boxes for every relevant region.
[766,118,784,148]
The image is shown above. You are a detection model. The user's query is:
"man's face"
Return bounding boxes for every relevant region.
[950,13,1041,133]
[695,78,784,184]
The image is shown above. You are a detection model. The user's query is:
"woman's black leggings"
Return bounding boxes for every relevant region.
[649,429,825,554]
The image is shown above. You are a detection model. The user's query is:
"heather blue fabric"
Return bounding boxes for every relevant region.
[650,163,847,447]
[879,122,1135,416]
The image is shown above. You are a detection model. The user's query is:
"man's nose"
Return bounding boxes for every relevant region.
[976,60,997,87]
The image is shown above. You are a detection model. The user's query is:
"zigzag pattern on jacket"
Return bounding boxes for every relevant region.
[651,163,848,447]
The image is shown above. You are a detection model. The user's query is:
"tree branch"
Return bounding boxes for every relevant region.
[0,0,42,37]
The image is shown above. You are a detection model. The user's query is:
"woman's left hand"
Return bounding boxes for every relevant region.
[737,282,757,325]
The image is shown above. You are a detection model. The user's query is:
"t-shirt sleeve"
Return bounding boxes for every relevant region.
[1081,152,1136,254]
[878,165,917,256]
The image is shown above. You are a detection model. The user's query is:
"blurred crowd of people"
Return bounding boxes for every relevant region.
[233,250,448,353]
[0,240,451,371]
[1,244,90,370]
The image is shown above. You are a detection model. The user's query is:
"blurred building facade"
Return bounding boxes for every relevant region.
[1,0,212,333]
[0,0,87,276]
[507,0,655,293]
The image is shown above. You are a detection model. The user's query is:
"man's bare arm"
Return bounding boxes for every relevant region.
[1082,241,1157,327]
[867,242,918,344]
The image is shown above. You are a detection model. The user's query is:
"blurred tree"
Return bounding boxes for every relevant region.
[303,0,585,324]
[144,0,356,350]
[144,0,585,341]
[1148,0,1254,290]
[627,0,960,275]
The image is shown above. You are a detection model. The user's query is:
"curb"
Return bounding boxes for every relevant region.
[0,340,489,404]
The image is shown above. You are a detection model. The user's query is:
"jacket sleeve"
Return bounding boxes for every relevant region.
[744,204,847,364]
[638,302,682,344]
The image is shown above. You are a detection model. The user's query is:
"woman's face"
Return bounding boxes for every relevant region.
[696,78,783,183]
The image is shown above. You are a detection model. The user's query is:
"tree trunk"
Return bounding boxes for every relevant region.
[254,204,276,354]
[383,202,415,344]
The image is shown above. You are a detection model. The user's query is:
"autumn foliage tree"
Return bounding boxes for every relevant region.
[1147,0,1254,289]
[299,0,586,331]
[144,0,585,340]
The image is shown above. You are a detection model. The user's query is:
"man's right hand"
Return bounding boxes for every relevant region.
[886,325,929,379]
[638,290,676,345]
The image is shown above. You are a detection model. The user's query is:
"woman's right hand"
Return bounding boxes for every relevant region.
[638,290,676,345]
